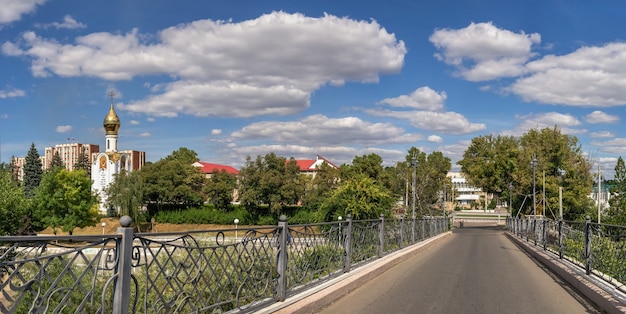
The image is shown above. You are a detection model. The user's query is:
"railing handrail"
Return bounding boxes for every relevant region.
[0,215,450,313]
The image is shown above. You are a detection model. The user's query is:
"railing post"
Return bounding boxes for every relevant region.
[113,216,134,314]
[584,216,591,275]
[276,215,289,301]
[411,217,415,243]
[533,218,537,246]
[526,218,529,241]
[421,219,425,240]
[542,218,547,251]
[399,217,404,249]
[343,214,353,273]
[558,219,563,259]
[378,214,384,258]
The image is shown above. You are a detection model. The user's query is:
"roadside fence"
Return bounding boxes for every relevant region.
[507,216,626,292]
[0,215,448,313]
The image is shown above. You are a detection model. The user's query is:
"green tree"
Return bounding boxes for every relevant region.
[0,171,29,235]
[318,174,394,221]
[204,169,237,210]
[106,170,145,226]
[302,162,340,212]
[398,147,451,217]
[340,153,393,190]
[458,134,519,203]
[239,153,306,214]
[142,148,205,211]
[49,151,65,170]
[23,143,43,197]
[516,127,593,220]
[32,169,99,235]
[607,157,626,225]
[74,147,91,174]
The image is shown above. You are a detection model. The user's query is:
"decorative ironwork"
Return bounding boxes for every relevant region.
[0,217,448,313]
[507,217,626,294]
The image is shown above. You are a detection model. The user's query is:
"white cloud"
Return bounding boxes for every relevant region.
[366,109,485,135]
[509,43,626,107]
[230,114,422,146]
[55,125,72,133]
[0,87,25,98]
[138,132,151,137]
[427,135,443,143]
[584,111,619,124]
[49,15,86,29]
[0,114,8,119]
[590,131,614,138]
[0,0,46,25]
[5,12,407,118]
[430,22,540,81]
[509,112,583,136]
[377,87,446,111]
[211,129,222,135]
[129,120,140,125]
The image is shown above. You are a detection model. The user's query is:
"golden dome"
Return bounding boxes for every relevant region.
[103,95,121,135]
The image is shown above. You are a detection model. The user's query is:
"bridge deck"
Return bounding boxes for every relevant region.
[315,226,601,314]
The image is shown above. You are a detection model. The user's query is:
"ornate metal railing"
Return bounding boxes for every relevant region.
[506,216,626,293]
[1,215,448,313]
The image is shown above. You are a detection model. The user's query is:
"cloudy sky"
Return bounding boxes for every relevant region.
[2,0,626,177]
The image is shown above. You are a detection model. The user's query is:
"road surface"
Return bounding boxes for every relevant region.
[317,226,600,314]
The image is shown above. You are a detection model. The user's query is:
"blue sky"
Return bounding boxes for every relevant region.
[2,0,626,177]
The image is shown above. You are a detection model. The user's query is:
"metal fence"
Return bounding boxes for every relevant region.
[0,215,448,313]
[506,216,626,292]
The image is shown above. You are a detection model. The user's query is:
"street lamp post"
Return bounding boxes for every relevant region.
[530,154,538,219]
[234,219,239,242]
[101,222,106,235]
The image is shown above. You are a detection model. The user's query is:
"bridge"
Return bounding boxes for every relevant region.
[1,215,626,313]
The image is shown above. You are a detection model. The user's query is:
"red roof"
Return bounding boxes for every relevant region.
[295,159,317,171]
[193,161,239,175]
[292,155,338,172]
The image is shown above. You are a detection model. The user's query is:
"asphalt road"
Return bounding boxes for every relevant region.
[317,226,601,314]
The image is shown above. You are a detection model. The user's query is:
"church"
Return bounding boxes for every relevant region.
[91,93,145,214]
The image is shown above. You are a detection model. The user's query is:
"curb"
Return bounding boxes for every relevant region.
[505,232,626,314]
[257,231,452,314]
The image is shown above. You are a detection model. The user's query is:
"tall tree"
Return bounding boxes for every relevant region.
[204,169,237,210]
[0,171,29,235]
[458,134,519,201]
[302,162,340,212]
[32,168,99,235]
[23,143,43,197]
[142,148,205,211]
[239,153,306,214]
[402,147,451,217]
[74,147,91,174]
[49,151,65,170]
[106,170,145,227]
[607,157,626,225]
[318,173,394,221]
[516,127,593,220]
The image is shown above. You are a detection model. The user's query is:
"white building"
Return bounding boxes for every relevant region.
[91,93,145,214]
[447,172,483,209]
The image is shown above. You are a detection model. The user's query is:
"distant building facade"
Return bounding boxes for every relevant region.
[447,172,483,209]
[44,143,99,171]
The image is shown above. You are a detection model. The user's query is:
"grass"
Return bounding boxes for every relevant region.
[39,217,243,236]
